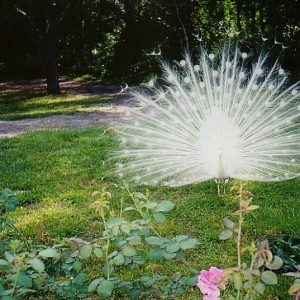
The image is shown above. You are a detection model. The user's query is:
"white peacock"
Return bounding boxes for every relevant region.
[113,46,300,194]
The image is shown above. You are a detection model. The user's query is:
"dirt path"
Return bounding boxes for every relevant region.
[0,78,140,138]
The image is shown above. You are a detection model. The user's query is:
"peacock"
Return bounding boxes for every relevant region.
[113,45,300,194]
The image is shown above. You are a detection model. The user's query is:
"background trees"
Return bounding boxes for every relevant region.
[1,0,300,92]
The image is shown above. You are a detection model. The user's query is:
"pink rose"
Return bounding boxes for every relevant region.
[198,266,224,297]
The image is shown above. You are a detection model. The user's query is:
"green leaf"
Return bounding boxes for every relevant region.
[289,282,300,294]
[129,289,140,299]
[254,282,265,295]
[241,269,253,281]
[94,248,103,258]
[145,201,158,209]
[180,238,198,250]
[118,281,133,290]
[106,217,126,228]
[74,273,86,284]
[141,276,156,287]
[0,259,10,268]
[233,273,243,290]
[245,205,260,212]
[145,236,162,245]
[172,272,181,281]
[250,269,260,276]
[102,265,113,278]
[127,236,142,246]
[223,217,235,230]
[120,224,131,234]
[8,196,19,206]
[132,192,147,199]
[73,260,82,271]
[123,206,135,211]
[39,248,60,259]
[164,252,176,260]
[113,253,125,266]
[0,288,15,296]
[166,241,180,253]
[254,256,265,268]
[111,226,119,236]
[17,287,36,295]
[66,257,75,264]
[285,272,300,278]
[219,229,233,240]
[261,270,278,285]
[2,296,17,300]
[155,200,174,212]
[29,258,45,273]
[88,278,101,293]
[266,256,283,270]
[153,212,166,222]
[122,245,136,257]
[4,252,14,263]
[5,203,16,212]
[10,271,32,288]
[79,244,93,259]
[148,247,164,261]
[97,280,113,298]
[33,278,42,290]
[2,189,13,197]
[184,276,198,286]
[107,250,118,259]
[174,235,188,242]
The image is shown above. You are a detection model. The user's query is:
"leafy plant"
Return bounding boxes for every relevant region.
[196,183,300,300]
[217,184,284,299]
[79,184,198,298]
[0,186,199,299]
[269,235,300,272]
[0,188,19,233]
[285,266,300,299]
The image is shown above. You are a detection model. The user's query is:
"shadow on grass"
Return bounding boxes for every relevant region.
[0,90,112,120]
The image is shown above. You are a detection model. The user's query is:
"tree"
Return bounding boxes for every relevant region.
[1,0,300,85]
[13,0,60,94]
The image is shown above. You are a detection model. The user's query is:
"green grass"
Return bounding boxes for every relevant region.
[0,90,111,120]
[0,128,114,238]
[0,90,299,299]
[0,129,299,299]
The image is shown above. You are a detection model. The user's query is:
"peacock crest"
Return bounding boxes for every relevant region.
[113,46,300,193]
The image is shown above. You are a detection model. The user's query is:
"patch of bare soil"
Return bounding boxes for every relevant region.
[0,77,140,138]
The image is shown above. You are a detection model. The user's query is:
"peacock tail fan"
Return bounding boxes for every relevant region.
[112,45,300,190]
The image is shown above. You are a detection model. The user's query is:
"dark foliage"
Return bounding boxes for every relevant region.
[269,235,300,272]
[1,0,300,84]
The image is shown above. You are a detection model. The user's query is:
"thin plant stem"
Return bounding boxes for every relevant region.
[124,185,162,238]
[12,224,31,251]
[236,185,244,300]
[237,191,243,270]
[100,210,110,280]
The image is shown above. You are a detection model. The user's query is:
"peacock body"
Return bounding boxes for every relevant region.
[113,46,300,189]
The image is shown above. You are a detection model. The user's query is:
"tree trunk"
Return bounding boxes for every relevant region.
[45,50,60,94]
[45,2,60,94]
[14,0,60,94]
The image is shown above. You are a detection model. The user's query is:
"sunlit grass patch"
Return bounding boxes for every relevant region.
[9,199,91,240]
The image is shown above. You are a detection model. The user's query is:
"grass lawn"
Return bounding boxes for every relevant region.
[0,90,299,299]
[0,90,111,120]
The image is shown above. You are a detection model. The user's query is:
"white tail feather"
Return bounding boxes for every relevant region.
[113,46,300,187]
